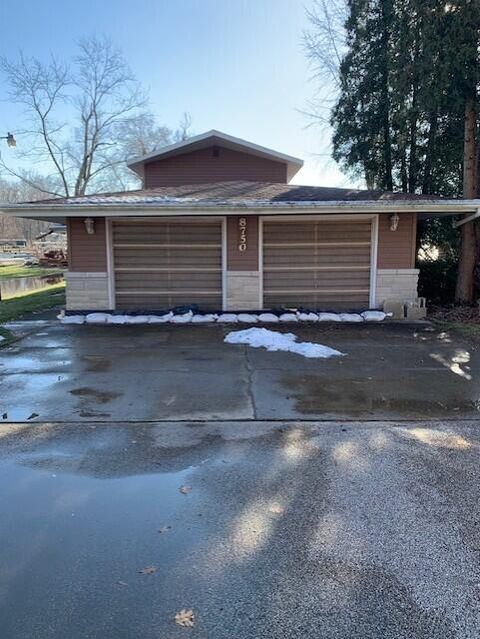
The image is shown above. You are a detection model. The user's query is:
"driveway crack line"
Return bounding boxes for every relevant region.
[243,345,258,420]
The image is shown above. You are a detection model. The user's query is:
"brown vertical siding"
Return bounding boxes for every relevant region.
[377,213,416,269]
[67,217,107,272]
[227,216,259,270]
[144,146,287,187]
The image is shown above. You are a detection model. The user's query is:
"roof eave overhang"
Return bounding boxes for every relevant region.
[0,199,478,220]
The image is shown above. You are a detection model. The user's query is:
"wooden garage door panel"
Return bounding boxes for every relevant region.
[113,219,223,310]
[263,219,372,310]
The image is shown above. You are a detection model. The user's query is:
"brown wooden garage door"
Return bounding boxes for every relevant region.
[112,218,223,310]
[262,218,372,310]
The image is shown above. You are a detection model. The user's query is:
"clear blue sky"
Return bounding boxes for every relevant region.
[0,0,353,187]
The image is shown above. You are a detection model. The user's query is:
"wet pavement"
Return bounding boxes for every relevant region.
[1,419,480,638]
[0,320,479,422]
[1,321,480,637]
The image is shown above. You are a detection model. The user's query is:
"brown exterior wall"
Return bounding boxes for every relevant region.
[227,215,259,270]
[377,213,416,269]
[144,146,287,187]
[67,217,107,272]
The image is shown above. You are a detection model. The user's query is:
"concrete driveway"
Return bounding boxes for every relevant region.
[1,418,480,638]
[0,320,479,421]
[1,321,480,638]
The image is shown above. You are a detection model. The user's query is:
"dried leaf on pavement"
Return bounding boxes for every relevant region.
[269,502,284,514]
[179,485,192,494]
[138,565,157,575]
[175,609,195,627]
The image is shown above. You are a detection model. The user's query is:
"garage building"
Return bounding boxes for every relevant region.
[1,130,476,315]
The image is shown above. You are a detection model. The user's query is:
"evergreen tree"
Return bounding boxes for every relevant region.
[307,0,479,302]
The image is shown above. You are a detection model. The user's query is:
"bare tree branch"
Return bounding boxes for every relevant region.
[0,36,192,198]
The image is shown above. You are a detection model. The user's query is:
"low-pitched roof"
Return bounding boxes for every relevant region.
[13,180,448,206]
[1,181,478,220]
[127,130,304,181]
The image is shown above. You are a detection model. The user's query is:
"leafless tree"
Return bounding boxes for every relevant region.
[303,0,347,126]
[0,178,50,239]
[0,36,191,198]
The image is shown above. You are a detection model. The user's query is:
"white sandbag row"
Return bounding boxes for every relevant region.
[58,309,389,325]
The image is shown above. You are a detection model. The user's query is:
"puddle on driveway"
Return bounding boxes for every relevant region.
[284,375,480,417]
[69,387,122,404]
[81,356,111,372]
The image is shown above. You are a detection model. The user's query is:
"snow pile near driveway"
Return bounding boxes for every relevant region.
[59,309,389,325]
[224,327,345,359]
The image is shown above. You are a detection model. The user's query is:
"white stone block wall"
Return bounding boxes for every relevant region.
[226,271,260,310]
[375,269,420,308]
[66,272,110,310]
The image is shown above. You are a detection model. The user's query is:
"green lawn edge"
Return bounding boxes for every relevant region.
[0,265,65,280]
[0,285,66,324]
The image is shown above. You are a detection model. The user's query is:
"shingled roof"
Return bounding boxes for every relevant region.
[19,180,447,207]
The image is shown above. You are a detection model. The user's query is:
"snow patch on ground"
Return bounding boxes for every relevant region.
[224,327,345,359]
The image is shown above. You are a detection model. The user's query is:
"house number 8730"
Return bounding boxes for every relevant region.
[238,217,247,252]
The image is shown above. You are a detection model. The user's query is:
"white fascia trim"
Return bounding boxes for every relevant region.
[453,207,480,227]
[2,200,480,219]
[127,129,304,174]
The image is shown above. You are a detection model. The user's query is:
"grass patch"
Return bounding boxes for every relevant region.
[0,283,65,323]
[0,265,65,279]
[432,319,480,341]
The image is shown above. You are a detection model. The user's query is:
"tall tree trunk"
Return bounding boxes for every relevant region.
[455,94,478,303]
[380,0,393,191]
[400,144,408,192]
[422,110,437,195]
[408,34,420,193]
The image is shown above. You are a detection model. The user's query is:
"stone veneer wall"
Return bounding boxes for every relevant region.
[65,272,110,310]
[225,271,260,310]
[375,269,420,308]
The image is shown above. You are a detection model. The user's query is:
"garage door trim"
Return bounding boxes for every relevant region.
[259,214,379,310]
[106,216,227,311]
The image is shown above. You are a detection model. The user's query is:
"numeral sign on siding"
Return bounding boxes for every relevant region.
[238,217,247,252]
